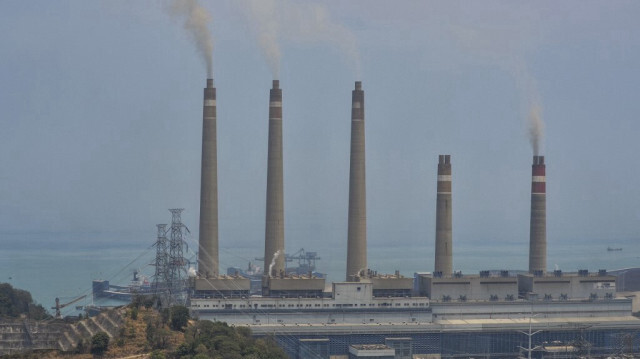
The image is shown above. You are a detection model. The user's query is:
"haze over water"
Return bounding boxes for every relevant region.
[1,231,636,316]
[2,2,640,316]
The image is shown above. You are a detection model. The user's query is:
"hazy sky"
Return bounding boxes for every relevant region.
[2,1,639,257]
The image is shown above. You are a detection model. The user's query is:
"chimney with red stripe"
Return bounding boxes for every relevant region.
[529,155,546,274]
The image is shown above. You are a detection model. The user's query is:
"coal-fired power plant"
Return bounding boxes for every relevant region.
[434,155,453,276]
[263,80,285,278]
[186,78,631,359]
[346,81,367,282]
[197,78,218,278]
[529,155,547,274]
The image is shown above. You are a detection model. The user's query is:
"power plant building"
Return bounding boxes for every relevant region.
[187,78,640,358]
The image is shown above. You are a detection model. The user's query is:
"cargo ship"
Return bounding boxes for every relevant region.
[92,270,152,301]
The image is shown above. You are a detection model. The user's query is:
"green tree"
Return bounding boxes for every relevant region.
[177,320,286,359]
[174,342,194,357]
[90,331,110,355]
[0,283,50,319]
[170,305,190,331]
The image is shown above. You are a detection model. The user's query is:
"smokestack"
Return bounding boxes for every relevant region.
[529,155,547,274]
[198,78,218,277]
[434,155,453,276]
[264,80,285,277]
[346,81,367,281]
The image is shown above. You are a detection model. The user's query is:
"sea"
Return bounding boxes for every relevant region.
[1,231,638,317]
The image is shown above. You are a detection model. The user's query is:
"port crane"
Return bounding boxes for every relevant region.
[52,295,86,319]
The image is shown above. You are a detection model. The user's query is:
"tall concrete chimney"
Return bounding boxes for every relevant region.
[264,80,285,277]
[198,78,218,277]
[529,155,547,274]
[346,81,367,282]
[434,155,453,276]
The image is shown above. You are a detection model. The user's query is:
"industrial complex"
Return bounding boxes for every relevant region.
[186,78,640,358]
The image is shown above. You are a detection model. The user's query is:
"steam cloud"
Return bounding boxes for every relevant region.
[528,103,544,156]
[238,0,361,79]
[169,0,214,77]
[268,249,282,277]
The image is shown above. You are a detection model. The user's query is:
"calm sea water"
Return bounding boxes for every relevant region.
[1,231,638,317]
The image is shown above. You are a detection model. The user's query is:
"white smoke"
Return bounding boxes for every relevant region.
[268,249,282,277]
[237,0,361,79]
[188,267,197,277]
[169,0,214,77]
[528,103,544,156]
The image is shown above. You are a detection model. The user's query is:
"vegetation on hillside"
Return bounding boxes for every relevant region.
[0,290,288,358]
[0,283,50,320]
[174,320,286,359]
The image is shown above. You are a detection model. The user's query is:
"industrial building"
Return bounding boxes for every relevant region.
[188,78,640,358]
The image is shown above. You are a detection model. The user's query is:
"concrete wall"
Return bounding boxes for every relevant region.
[519,274,616,300]
[267,277,326,291]
[424,275,518,301]
[430,299,631,320]
[334,282,374,304]
[194,277,251,291]
[0,309,124,355]
[370,277,414,291]
[199,309,432,326]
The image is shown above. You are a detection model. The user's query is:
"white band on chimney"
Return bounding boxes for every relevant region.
[269,101,282,107]
[352,102,361,109]
[438,175,452,182]
[532,176,546,182]
[204,99,216,106]
[437,191,452,194]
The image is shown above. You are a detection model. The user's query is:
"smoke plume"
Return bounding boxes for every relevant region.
[169,0,214,77]
[528,103,544,156]
[237,0,361,79]
[451,22,546,155]
[268,249,282,277]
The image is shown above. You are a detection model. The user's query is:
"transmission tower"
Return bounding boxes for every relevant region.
[152,224,169,295]
[167,208,189,305]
